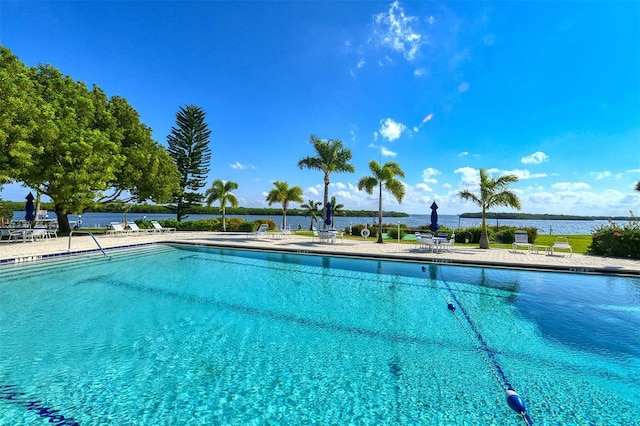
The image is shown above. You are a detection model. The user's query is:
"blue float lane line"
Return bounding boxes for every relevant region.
[424,265,534,426]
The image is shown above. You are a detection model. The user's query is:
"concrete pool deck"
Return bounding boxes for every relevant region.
[1,231,639,276]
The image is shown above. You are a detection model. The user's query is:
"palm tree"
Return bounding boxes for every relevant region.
[635,181,640,192]
[357,160,406,244]
[329,196,344,228]
[205,179,238,232]
[298,135,355,228]
[458,168,521,249]
[266,181,304,230]
[300,199,322,230]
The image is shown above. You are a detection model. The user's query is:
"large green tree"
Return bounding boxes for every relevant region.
[205,179,239,232]
[266,181,303,230]
[167,104,212,222]
[0,46,42,184]
[300,199,322,230]
[458,168,521,249]
[297,135,355,228]
[357,160,406,243]
[0,47,180,233]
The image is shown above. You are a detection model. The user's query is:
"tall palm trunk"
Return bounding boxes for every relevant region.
[480,207,490,249]
[377,182,383,243]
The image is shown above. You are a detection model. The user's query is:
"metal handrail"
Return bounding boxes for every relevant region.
[68,230,108,257]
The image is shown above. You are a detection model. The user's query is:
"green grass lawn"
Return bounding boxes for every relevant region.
[295,231,593,255]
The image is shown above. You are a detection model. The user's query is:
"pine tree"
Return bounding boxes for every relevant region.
[167,104,211,221]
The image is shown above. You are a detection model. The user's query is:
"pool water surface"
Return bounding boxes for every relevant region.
[0,245,638,425]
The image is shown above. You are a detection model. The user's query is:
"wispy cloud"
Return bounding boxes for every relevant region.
[521,151,549,165]
[502,168,547,180]
[230,161,255,170]
[552,182,591,191]
[416,183,433,192]
[379,118,407,142]
[590,170,622,180]
[381,147,397,157]
[372,1,425,61]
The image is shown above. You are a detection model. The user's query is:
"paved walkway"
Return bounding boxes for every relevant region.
[1,231,639,276]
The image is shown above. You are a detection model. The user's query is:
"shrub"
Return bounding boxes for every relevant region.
[225,217,246,231]
[351,224,378,239]
[255,219,277,231]
[588,217,640,258]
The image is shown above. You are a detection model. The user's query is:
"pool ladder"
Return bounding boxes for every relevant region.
[68,231,108,257]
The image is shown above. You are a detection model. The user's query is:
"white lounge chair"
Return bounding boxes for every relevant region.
[551,236,572,257]
[248,223,269,238]
[151,221,175,233]
[311,227,320,242]
[512,231,532,253]
[127,221,152,234]
[107,222,129,237]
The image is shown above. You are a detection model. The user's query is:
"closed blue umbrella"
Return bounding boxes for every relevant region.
[429,201,440,232]
[325,202,332,227]
[25,192,35,222]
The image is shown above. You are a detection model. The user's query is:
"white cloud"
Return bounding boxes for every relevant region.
[551,182,591,191]
[590,171,612,180]
[458,151,468,157]
[379,118,407,142]
[306,186,320,196]
[414,67,429,77]
[521,151,549,165]
[381,147,397,157]
[372,1,425,61]
[416,183,433,192]
[421,167,440,184]
[230,161,255,170]
[458,82,470,93]
[454,167,480,188]
[502,168,547,180]
[357,60,366,68]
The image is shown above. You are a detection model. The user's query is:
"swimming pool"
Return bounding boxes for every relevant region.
[0,244,638,425]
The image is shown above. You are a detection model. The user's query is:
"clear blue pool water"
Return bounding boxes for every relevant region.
[0,245,638,425]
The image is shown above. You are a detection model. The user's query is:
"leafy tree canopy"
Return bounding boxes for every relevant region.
[0,47,180,233]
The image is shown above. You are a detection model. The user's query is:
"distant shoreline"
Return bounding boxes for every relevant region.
[459,212,633,221]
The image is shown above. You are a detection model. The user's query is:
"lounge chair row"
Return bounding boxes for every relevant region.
[512,231,572,256]
[106,221,175,236]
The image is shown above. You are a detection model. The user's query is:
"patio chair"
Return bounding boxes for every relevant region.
[439,233,456,252]
[551,236,572,257]
[0,227,11,241]
[415,232,434,252]
[151,221,176,233]
[318,230,336,244]
[512,231,532,253]
[8,228,34,243]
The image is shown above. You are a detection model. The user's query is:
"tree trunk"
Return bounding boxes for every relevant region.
[323,173,329,229]
[222,206,226,232]
[376,183,383,243]
[55,204,71,234]
[479,207,489,249]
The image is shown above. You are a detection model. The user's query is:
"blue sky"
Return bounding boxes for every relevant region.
[1,1,639,216]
